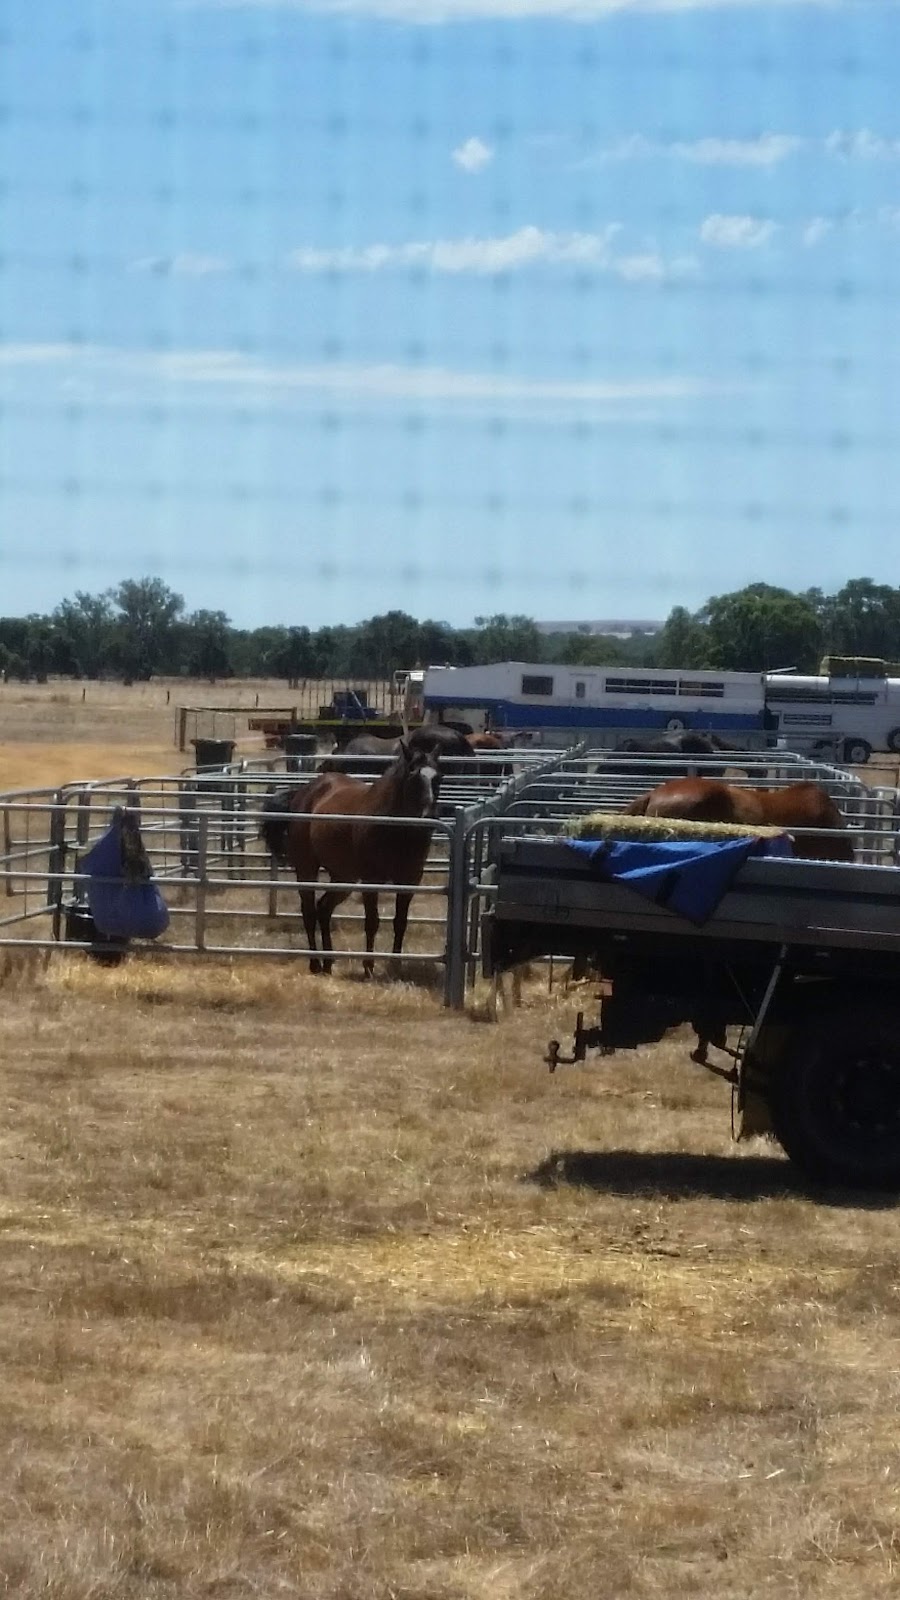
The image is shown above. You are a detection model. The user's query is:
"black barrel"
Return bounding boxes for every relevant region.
[191,737,236,771]
[283,732,318,773]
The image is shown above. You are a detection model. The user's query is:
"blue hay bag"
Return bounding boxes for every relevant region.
[79,812,170,940]
[563,832,794,926]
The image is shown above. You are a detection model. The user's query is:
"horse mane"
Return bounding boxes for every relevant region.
[260,787,301,862]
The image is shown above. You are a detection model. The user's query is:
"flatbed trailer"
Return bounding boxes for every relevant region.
[247,717,423,748]
[485,835,900,1188]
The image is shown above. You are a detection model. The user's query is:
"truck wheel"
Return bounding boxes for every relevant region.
[770,1007,900,1188]
[842,737,871,765]
[887,727,900,754]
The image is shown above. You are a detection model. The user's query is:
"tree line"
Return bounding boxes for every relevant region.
[1,576,898,685]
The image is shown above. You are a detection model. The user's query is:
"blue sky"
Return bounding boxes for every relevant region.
[2,0,900,629]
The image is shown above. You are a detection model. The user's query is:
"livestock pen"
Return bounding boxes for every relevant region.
[0,745,571,1004]
[0,747,896,1010]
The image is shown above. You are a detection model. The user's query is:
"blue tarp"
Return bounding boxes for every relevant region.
[79,818,170,940]
[564,832,793,926]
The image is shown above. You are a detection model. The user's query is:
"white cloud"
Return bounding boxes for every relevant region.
[825,128,900,161]
[0,343,80,366]
[678,134,805,166]
[285,225,695,281]
[129,253,231,276]
[699,213,777,249]
[452,136,494,173]
[802,216,833,247]
[287,226,621,274]
[589,132,804,167]
[0,340,723,413]
[612,250,698,283]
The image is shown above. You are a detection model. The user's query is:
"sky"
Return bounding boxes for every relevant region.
[2,0,900,630]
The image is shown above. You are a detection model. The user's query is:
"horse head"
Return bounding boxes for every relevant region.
[396,740,442,817]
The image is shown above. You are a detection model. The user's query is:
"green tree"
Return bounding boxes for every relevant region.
[825,579,900,662]
[20,616,55,682]
[654,606,711,669]
[470,614,542,664]
[556,632,630,667]
[698,584,821,673]
[268,626,313,688]
[52,591,117,677]
[110,577,185,679]
[350,611,421,677]
[309,625,356,677]
[186,610,233,682]
[417,619,468,667]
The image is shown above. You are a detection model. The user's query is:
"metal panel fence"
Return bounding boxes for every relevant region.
[1,747,898,1006]
[0,747,569,1006]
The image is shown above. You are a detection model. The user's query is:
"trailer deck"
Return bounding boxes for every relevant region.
[485,830,900,1189]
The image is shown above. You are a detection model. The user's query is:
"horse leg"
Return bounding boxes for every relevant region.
[297,882,322,975]
[362,891,380,979]
[315,887,348,976]
[389,891,412,981]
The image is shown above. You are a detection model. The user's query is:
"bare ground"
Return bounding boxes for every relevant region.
[0,953,898,1598]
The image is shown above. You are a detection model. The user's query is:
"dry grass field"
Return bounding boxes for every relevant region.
[0,677,348,791]
[1,682,899,1598]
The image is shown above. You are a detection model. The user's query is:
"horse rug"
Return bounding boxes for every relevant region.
[79,808,170,940]
[564,834,794,926]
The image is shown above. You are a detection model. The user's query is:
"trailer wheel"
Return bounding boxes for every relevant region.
[841,737,871,765]
[770,1007,900,1188]
[887,727,900,754]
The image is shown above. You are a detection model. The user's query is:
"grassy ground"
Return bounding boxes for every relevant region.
[0,954,899,1598]
[0,677,376,790]
[1,685,899,1597]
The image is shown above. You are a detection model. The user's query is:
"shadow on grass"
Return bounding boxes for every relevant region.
[527,1148,900,1208]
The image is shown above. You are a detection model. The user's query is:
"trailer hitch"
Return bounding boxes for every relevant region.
[546,1012,612,1072]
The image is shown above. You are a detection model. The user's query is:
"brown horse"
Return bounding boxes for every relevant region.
[625,778,855,861]
[260,740,441,976]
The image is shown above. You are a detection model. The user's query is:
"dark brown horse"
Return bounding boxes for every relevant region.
[261,741,441,976]
[625,778,855,861]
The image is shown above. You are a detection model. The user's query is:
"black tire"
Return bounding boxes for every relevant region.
[666,717,685,733]
[887,728,900,754]
[842,737,871,765]
[770,1007,900,1188]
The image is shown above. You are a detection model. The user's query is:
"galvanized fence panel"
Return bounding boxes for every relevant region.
[0,746,570,1004]
[2,746,896,1007]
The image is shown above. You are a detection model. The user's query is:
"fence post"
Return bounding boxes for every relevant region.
[2,803,11,897]
[444,809,474,1009]
[195,812,209,951]
[178,781,197,877]
[48,790,68,941]
[75,789,92,849]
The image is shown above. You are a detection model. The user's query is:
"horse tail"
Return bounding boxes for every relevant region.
[260,788,294,862]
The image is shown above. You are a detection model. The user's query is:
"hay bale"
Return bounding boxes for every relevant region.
[564,811,787,845]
